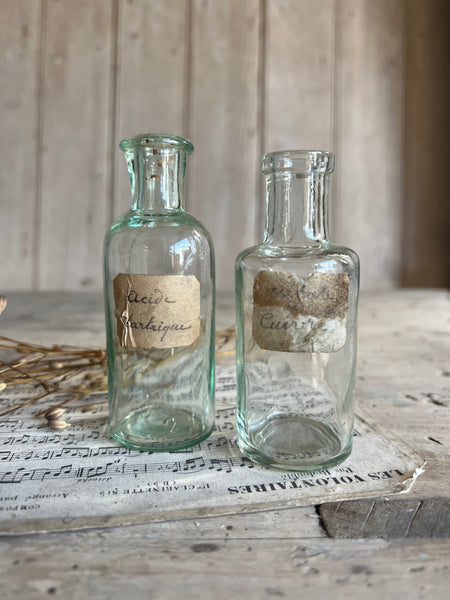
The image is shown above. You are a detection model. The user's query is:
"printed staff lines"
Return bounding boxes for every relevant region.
[0,455,255,483]
[0,445,141,462]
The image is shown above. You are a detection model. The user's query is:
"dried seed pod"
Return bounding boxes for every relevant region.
[45,407,67,421]
[0,382,7,393]
[0,296,7,315]
[50,361,64,369]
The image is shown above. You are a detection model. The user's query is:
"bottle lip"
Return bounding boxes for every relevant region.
[119,133,194,154]
[262,150,334,174]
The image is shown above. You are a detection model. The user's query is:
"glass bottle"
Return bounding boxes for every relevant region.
[235,150,359,471]
[103,134,215,451]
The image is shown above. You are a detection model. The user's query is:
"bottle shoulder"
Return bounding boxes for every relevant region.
[237,241,358,261]
[105,210,213,243]
[235,244,261,263]
[236,242,359,276]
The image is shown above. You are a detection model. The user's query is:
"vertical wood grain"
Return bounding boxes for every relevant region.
[262,0,335,251]
[114,0,188,218]
[0,0,41,289]
[334,0,404,290]
[189,0,261,292]
[264,0,335,152]
[1,0,447,293]
[403,0,450,287]
[38,0,114,290]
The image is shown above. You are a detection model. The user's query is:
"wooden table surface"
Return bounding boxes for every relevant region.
[0,289,448,599]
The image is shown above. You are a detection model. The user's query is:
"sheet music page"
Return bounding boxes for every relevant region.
[0,366,424,534]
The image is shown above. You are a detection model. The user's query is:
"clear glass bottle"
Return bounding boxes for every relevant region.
[103,134,215,451]
[235,150,359,471]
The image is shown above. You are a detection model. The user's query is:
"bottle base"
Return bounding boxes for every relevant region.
[109,406,214,452]
[238,414,352,472]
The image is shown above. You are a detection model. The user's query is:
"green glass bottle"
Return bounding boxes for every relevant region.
[103,134,215,451]
[235,150,359,471]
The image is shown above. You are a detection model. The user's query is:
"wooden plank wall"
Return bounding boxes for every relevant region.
[0,0,41,290]
[402,0,450,287]
[38,0,114,289]
[0,0,448,293]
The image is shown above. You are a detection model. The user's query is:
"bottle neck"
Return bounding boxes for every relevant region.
[125,147,187,212]
[263,171,330,245]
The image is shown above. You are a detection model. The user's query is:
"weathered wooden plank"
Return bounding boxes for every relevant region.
[408,498,450,538]
[38,0,114,290]
[319,498,450,539]
[354,290,450,503]
[333,0,403,290]
[264,0,334,151]
[0,0,41,289]
[402,0,450,287]
[0,533,449,599]
[114,0,188,217]
[188,0,260,292]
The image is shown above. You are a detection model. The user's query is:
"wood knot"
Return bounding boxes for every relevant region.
[190,543,219,553]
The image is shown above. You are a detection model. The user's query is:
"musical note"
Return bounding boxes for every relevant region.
[34,450,52,460]
[84,463,112,478]
[237,456,254,469]
[208,458,233,473]
[0,470,15,483]
[216,408,236,419]
[0,419,21,431]
[53,464,73,478]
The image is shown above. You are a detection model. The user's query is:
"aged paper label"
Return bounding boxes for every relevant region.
[113,274,200,349]
[253,271,349,353]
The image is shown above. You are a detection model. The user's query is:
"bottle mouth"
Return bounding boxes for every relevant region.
[263,150,334,175]
[119,133,194,154]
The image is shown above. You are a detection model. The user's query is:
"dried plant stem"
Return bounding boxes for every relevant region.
[66,416,107,427]
[0,326,235,426]
[0,389,54,418]
[216,350,236,358]
[68,401,108,410]
[0,359,52,390]
[0,353,46,375]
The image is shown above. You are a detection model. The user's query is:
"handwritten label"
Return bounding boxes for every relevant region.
[252,271,349,353]
[113,274,200,350]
